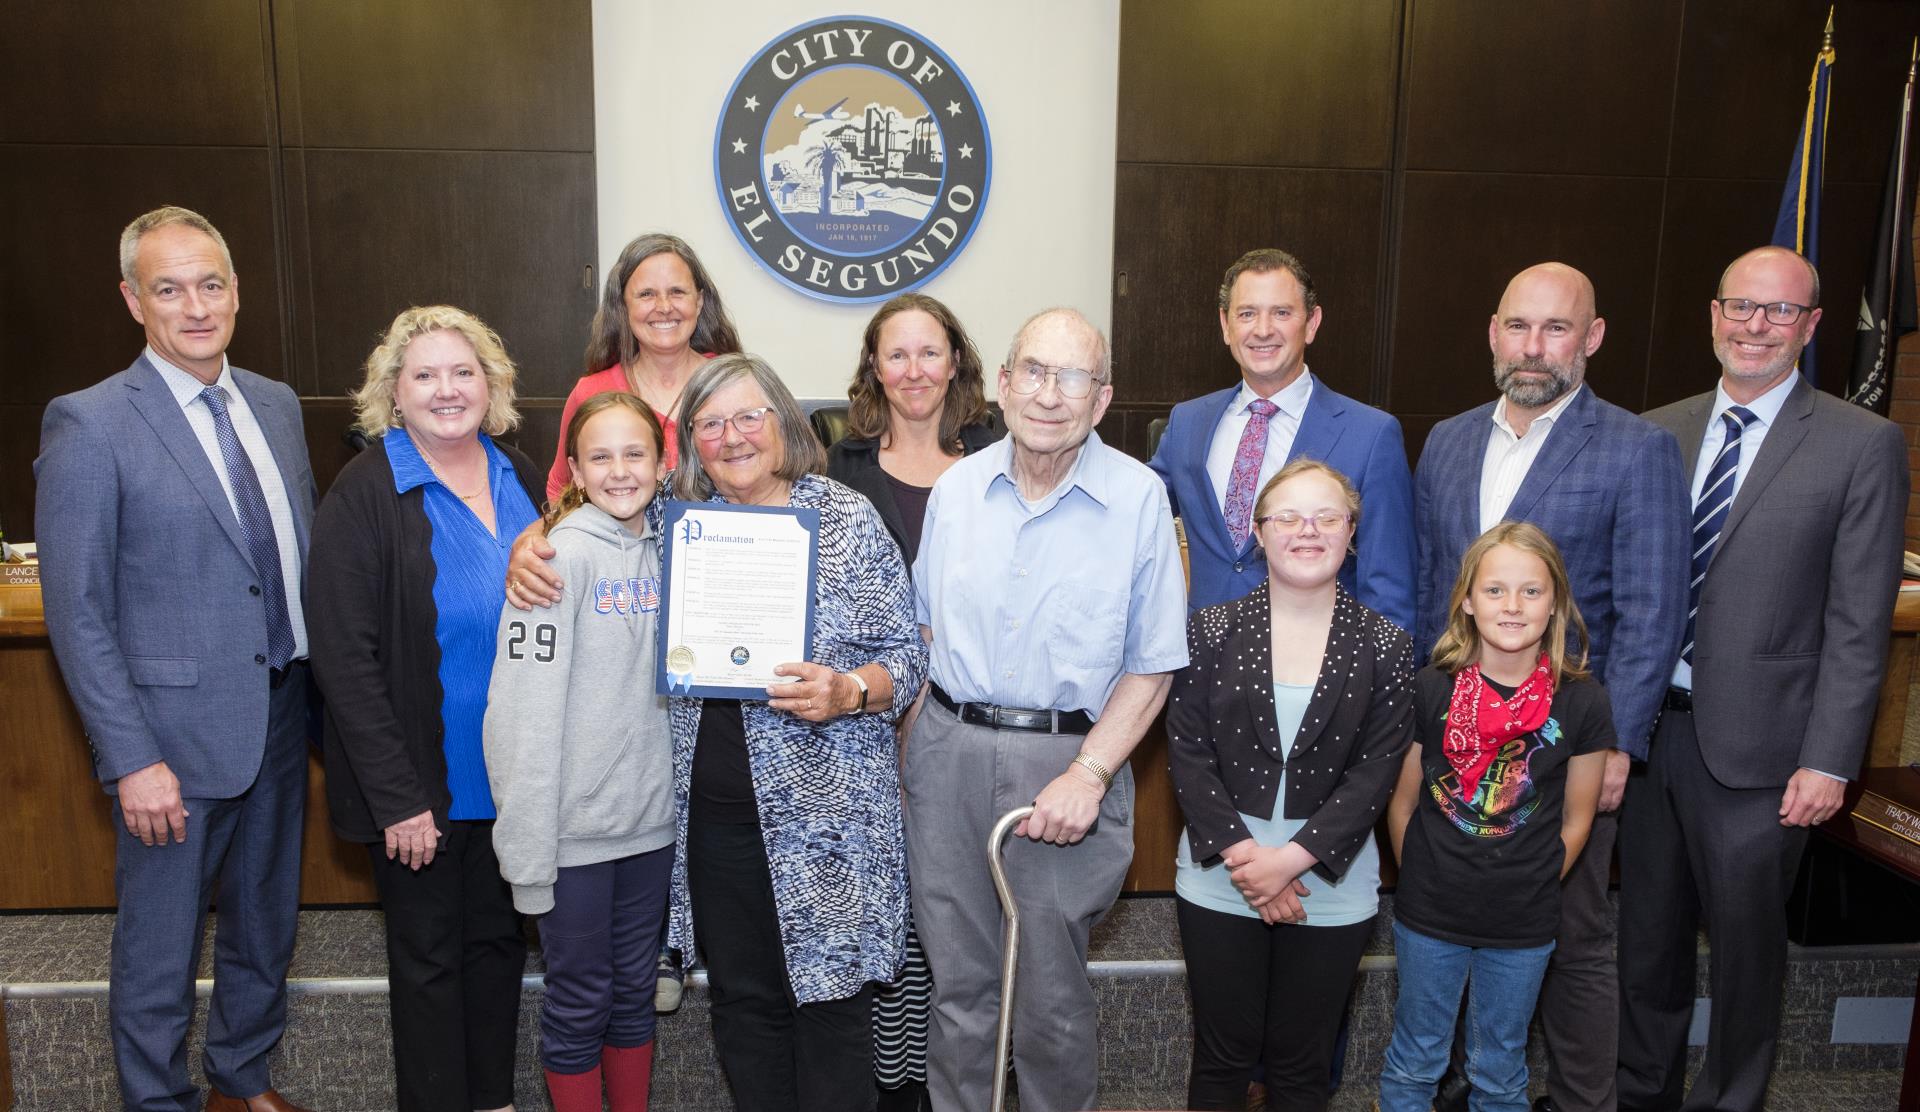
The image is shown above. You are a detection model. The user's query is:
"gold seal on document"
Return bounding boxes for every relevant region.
[667,646,696,672]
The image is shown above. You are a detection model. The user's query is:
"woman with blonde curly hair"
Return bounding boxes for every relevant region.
[309,305,544,1112]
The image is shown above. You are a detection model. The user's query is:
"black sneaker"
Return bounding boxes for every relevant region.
[655,947,684,1014]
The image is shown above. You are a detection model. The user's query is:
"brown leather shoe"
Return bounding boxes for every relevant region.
[205,1088,316,1112]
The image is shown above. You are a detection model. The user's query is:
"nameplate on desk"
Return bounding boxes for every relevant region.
[1,563,38,586]
[1853,790,1920,846]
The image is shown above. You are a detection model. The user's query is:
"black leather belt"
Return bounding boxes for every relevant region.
[270,659,308,690]
[1664,686,1693,713]
[929,684,1094,736]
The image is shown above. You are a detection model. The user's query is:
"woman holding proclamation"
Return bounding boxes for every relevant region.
[667,353,927,1112]
[1167,459,1415,1111]
[309,306,542,1112]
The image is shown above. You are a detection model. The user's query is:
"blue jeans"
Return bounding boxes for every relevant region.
[1379,921,1554,1112]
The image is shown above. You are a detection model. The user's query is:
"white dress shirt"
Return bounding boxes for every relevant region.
[149,348,309,658]
[1479,384,1584,532]
[1207,370,1315,518]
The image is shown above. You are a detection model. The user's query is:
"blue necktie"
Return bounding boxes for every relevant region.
[1681,406,1759,666]
[201,386,296,670]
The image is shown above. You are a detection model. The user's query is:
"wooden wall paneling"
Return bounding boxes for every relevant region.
[1387,172,1666,417]
[0,0,272,146]
[0,145,287,402]
[0,405,43,552]
[1668,0,1920,185]
[289,149,598,399]
[272,0,594,152]
[1116,0,1402,169]
[1112,165,1388,406]
[1401,0,1682,177]
[1645,177,1881,411]
[507,402,567,495]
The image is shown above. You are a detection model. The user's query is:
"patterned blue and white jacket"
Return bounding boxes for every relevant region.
[666,472,929,1004]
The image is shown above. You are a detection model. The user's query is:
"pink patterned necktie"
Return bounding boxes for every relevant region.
[1223,397,1278,549]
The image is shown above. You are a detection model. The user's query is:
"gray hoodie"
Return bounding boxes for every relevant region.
[484,501,674,915]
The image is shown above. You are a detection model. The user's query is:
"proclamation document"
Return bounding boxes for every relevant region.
[657,500,819,699]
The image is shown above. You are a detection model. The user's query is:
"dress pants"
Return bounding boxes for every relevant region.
[1537,808,1620,1112]
[1176,897,1374,1111]
[109,665,309,1112]
[1616,706,1808,1112]
[687,812,876,1112]
[367,818,526,1112]
[903,696,1134,1112]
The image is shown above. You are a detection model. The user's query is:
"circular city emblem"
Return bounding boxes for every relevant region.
[667,646,696,673]
[730,646,751,666]
[714,16,992,304]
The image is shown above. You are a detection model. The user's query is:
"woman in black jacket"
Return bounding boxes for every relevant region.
[826,292,998,568]
[308,306,543,1112]
[824,292,995,1112]
[1167,458,1416,1112]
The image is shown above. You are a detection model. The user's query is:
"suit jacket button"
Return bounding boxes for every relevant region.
[255,653,266,665]
[249,585,261,596]
[1234,563,1244,573]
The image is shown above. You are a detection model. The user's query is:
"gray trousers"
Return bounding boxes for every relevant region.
[902,696,1134,1112]
[1538,809,1620,1112]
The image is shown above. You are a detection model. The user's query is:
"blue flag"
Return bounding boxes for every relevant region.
[1771,29,1836,385]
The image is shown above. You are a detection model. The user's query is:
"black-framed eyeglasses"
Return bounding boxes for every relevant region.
[1714,298,1814,326]
[1005,361,1105,399]
[1255,510,1351,532]
[692,406,773,441]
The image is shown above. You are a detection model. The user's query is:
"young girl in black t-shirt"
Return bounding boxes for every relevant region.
[1380,522,1609,1112]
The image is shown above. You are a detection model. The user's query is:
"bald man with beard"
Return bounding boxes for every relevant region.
[1414,263,1690,1112]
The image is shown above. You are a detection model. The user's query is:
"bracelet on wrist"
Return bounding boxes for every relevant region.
[1071,752,1114,789]
[846,669,871,714]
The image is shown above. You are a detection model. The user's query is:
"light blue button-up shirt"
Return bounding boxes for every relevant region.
[913,429,1189,717]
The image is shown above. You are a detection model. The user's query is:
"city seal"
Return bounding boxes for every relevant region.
[713,15,992,303]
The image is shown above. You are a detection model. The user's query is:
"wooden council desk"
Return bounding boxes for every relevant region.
[6,584,1919,909]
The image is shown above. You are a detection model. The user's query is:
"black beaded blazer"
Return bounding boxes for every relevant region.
[1167,581,1415,883]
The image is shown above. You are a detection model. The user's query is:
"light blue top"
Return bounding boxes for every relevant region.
[386,431,539,820]
[912,430,1189,716]
[1175,680,1382,926]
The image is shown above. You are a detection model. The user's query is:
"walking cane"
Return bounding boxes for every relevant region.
[987,805,1036,1112]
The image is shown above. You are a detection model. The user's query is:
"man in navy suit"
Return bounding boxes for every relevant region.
[1149,248,1416,627]
[1415,263,1688,1112]
[36,207,316,1112]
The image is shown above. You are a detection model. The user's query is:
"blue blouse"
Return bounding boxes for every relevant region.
[385,432,539,820]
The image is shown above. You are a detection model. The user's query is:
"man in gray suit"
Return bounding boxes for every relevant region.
[1617,246,1908,1112]
[36,206,316,1112]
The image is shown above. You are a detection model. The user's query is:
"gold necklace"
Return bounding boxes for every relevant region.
[412,434,488,501]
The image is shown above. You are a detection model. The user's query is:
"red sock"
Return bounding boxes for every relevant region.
[602,1041,654,1112]
[545,1064,603,1112]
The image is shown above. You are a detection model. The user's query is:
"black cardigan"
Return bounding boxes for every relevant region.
[1167,581,1415,883]
[306,435,543,843]
[825,419,1001,565]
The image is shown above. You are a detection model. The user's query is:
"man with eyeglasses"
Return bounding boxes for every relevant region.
[1414,262,1689,1112]
[1149,247,1417,627]
[904,307,1188,1112]
[1616,246,1907,1112]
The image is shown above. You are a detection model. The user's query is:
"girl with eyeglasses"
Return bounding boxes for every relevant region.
[1168,458,1416,1110]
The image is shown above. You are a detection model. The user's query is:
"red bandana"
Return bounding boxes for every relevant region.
[1443,654,1554,802]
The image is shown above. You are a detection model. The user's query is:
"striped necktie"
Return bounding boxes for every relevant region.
[1681,405,1759,666]
[200,386,296,670]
